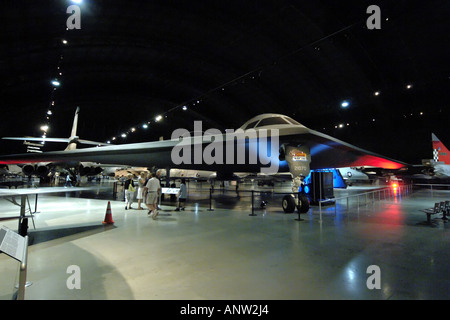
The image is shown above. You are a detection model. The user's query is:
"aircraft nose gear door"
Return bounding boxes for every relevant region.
[282,145,311,214]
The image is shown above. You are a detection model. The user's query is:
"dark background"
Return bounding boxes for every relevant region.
[0,0,448,164]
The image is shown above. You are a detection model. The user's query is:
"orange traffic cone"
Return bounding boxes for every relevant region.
[102,201,115,224]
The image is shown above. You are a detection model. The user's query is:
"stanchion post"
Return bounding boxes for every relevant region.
[207,187,214,211]
[319,201,322,222]
[17,235,29,300]
[249,190,256,216]
[295,193,304,221]
[33,194,39,214]
[112,181,118,200]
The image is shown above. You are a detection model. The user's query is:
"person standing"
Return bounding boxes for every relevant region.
[64,174,73,187]
[175,178,187,211]
[136,172,147,210]
[145,172,161,219]
[124,174,136,210]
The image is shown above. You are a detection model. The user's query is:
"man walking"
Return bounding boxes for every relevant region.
[144,171,161,219]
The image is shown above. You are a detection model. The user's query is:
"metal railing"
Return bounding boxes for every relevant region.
[414,183,450,194]
[318,184,414,221]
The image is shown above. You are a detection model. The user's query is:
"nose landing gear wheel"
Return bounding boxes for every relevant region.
[282,195,295,213]
[297,194,310,213]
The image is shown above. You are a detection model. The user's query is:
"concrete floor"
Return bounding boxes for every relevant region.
[0,181,448,300]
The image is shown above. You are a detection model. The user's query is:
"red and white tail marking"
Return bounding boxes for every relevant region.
[432,133,450,165]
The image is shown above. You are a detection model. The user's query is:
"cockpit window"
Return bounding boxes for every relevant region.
[243,120,260,130]
[255,117,290,127]
[284,117,300,125]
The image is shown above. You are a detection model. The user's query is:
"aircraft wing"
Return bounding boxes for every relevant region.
[0,126,408,171]
[3,137,110,146]
[0,140,178,168]
[303,129,407,170]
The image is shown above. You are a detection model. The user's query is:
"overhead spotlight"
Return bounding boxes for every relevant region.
[47,110,52,115]
[155,115,162,122]
[62,40,68,44]
[51,80,60,86]
[406,84,413,89]
[340,100,350,108]
[374,91,380,96]
[112,137,116,141]
[121,133,127,138]
[142,124,148,129]
[40,125,49,131]
[71,0,83,3]
[338,124,344,128]
[182,106,187,111]
[106,141,111,144]
[131,127,136,132]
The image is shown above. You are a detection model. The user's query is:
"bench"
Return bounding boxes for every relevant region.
[421,201,449,223]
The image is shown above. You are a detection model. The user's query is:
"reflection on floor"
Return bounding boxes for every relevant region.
[0,181,449,300]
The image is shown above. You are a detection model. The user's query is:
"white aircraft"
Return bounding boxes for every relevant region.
[2,107,109,177]
[0,113,407,212]
[337,167,370,185]
[0,164,22,176]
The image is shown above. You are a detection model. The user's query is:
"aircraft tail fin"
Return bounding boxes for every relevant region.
[432,133,450,165]
[65,107,80,151]
[2,107,109,151]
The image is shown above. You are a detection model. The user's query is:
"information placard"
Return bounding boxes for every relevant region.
[162,187,180,195]
[0,226,26,262]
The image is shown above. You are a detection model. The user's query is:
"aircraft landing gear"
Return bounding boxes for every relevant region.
[282,194,296,213]
[281,191,310,213]
[281,179,310,214]
[279,143,311,215]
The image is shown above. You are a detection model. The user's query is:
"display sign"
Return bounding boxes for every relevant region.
[0,226,26,262]
[162,187,180,195]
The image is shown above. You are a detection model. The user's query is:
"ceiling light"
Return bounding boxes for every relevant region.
[341,101,350,108]
[155,115,162,122]
[71,0,83,3]
[40,125,49,131]
[374,91,380,96]
[62,40,68,44]
[182,106,187,111]
[406,84,413,89]
[51,80,60,86]
[121,133,127,138]
[142,124,148,129]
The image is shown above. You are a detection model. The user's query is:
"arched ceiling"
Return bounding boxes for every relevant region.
[0,0,449,163]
